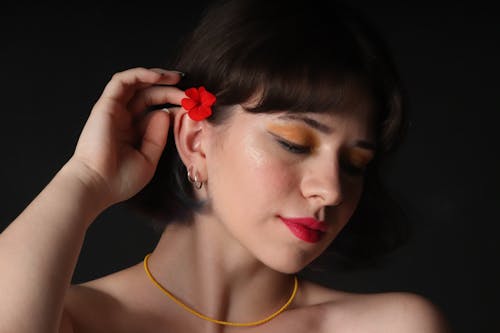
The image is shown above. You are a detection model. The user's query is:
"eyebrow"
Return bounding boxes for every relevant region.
[355,140,377,152]
[277,114,377,151]
[278,114,333,134]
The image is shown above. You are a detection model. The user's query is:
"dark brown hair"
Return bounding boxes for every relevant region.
[127,0,410,266]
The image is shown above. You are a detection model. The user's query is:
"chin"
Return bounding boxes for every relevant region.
[271,261,313,275]
[261,250,321,274]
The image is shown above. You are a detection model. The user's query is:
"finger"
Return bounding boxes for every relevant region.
[162,106,182,117]
[149,68,185,85]
[127,85,186,115]
[138,110,170,167]
[100,67,182,105]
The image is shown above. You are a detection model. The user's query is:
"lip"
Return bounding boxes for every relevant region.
[279,216,327,243]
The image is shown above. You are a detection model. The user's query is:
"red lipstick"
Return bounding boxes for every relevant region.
[279,216,327,243]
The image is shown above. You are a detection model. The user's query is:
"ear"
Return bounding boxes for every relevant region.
[173,111,208,182]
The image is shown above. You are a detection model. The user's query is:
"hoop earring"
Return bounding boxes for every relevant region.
[187,166,203,190]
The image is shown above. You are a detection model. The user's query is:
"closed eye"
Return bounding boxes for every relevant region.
[276,138,311,154]
[342,161,367,176]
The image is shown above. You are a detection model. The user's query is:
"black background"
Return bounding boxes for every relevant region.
[1,2,498,332]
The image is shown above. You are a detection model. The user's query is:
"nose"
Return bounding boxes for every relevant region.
[300,159,344,207]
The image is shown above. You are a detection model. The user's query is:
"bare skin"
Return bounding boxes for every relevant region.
[63,243,450,333]
[0,68,451,333]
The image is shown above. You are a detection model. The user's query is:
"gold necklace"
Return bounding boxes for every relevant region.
[143,253,298,327]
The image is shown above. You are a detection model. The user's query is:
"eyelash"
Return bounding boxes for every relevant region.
[277,138,368,177]
[341,162,367,176]
[277,139,311,154]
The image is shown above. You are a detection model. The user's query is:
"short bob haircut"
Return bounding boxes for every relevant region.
[127,0,410,266]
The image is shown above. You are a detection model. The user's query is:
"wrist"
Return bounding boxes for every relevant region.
[58,159,114,218]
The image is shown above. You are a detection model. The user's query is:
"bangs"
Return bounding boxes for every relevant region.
[175,2,375,110]
[172,0,403,152]
[243,66,374,116]
[215,8,379,115]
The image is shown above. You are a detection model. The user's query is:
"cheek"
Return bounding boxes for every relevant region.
[236,136,296,206]
[243,141,295,194]
[206,132,295,210]
[343,176,363,198]
[330,179,364,227]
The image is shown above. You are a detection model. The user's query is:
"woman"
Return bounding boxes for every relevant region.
[0,0,451,332]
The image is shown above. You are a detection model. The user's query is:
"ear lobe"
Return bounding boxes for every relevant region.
[173,111,207,175]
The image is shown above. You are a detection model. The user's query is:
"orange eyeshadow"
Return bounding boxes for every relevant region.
[347,149,374,167]
[266,123,319,147]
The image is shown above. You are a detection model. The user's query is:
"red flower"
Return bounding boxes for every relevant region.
[181,86,216,121]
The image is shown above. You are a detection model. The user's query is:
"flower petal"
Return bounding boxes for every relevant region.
[181,97,197,111]
[188,105,212,121]
[185,87,200,102]
[199,88,216,106]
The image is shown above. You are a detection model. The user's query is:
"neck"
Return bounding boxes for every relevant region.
[145,215,297,325]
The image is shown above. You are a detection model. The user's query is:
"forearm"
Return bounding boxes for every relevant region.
[0,162,108,333]
[0,67,180,333]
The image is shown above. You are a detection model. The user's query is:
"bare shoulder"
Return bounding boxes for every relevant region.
[337,291,451,332]
[299,280,452,333]
[62,263,149,333]
[62,280,122,333]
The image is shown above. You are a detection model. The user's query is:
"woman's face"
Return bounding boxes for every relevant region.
[202,98,376,273]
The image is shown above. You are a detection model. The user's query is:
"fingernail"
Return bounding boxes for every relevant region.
[172,70,186,77]
[152,68,170,75]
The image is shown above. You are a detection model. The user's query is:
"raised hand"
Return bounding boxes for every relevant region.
[68,67,185,208]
